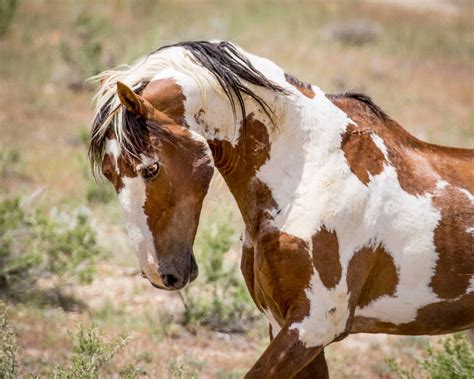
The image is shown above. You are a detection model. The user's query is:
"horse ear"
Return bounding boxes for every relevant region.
[117,81,145,116]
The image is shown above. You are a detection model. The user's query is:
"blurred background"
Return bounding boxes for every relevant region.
[0,0,473,377]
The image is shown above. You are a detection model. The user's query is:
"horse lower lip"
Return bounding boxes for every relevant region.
[150,282,166,290]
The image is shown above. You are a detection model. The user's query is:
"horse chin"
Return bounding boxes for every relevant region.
[189,254,199,283]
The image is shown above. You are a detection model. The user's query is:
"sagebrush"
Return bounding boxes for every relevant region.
[182,208,259,332]
[387,333,474,379]
[0,197,100,289]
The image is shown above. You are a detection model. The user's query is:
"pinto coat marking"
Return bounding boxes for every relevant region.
[90,41,474,378]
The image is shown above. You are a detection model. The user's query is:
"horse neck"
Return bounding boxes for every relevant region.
[187,58,354,241]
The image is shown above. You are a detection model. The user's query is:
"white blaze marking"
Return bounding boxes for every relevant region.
[118,176,157,270]
[105,138,121,175]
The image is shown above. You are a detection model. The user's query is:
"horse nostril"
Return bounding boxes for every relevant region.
[161,273,179,288]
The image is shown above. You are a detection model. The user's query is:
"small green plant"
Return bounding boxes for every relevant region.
[387,333,474,379]
[60,11,109,88]
[168,357,201,379]
[53,323,130,379]
[0,0,18,38]
[181,208,258,332]
[86,182,115,205]
[77,155,115,205]
[0,197,100,288]
[0,147,22,179]
[0,302,17,378]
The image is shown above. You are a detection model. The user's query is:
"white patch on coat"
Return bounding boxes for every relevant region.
[436,180,449,191]
[118,176,157,271]
[290,274,351,346]
[459,188,474,204]
[105,138,121,174]
[248,70,442,346]
[468,277,474,293]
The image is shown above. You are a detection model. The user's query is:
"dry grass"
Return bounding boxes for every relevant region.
[0,0,473,377]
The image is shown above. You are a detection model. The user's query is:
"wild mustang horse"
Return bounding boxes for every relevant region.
[89,41,474,378]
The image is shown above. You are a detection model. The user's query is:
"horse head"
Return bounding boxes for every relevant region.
[97,80,213,290]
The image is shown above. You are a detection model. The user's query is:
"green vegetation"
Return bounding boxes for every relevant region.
[53,324,132,379]
[0,147,22,179]
[0,0,18,37]
[0,197,100,289]
[1,305,137,379]
[387,333,474,379]
[0,302,17,379]
[182,208,258,332]
[60,11,109,88]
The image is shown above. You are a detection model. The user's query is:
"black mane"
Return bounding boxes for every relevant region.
[328,92,390,121]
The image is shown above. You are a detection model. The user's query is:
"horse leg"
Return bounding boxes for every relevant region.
[294,349,329,379]
[267,324,329,379]
[245,324,323,379]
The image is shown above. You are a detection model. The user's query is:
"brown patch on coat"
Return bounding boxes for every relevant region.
[357,247,398,308]
[241,234,258,307]
[209,113,272,231]
[345,245,398,318]
[430,186,474,299]
[210,114,313,324]
[255,230,313,323]
[247,325,323,378]
[143,123,213,256]
[294,349,329,379]
[142,78,187,125]
[352,293,474,335]
[284,73,315,99]
[312,228,342,289]
[330,95,474,196]
[341,124,386,185]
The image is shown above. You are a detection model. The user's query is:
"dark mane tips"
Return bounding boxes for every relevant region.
[89,41,289,176]
[155,41,289,123]
[329,92,390,121]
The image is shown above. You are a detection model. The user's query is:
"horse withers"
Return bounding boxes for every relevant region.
[90,41,474,378]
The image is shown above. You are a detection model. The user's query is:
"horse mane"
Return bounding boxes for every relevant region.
[328,92,390,121]
[89,40,288,176]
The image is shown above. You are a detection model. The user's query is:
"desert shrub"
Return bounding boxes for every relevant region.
[168,357,201,379]
[0,302,17,378]
[387,333,474,379]
[0,0,18,38]
[85,182,115,205]
[53,323,131,379]
[0,147,22,179]
[182,208,258,332]
[0,197,100,289]
[60,11,109,89]
[321,19,380,46]
[77,155,115,205]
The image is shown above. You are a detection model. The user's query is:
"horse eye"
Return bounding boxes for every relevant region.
[140,162,160,180]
